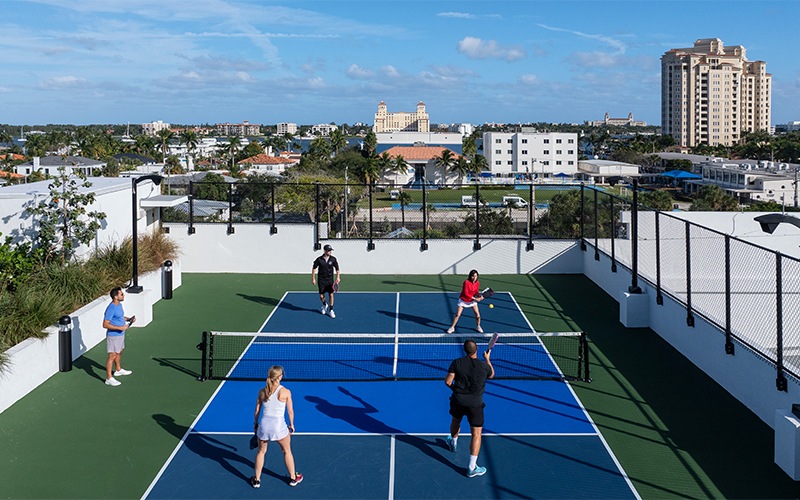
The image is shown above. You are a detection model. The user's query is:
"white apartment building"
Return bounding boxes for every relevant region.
[276,123,298,136]
[482,132,579,179]
[661,38,771,148]
[311,123,337,136]
[373,101,430,133]
[686,160,798,205]
[142,120,171,136]
[215,121,261,136]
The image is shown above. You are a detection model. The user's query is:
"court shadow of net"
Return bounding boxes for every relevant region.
[305,386,461,474]
[72,356,106,382]
[153,357,201,379]
[152,413,281,483]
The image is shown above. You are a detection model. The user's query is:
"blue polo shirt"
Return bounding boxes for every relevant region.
[104,302,126,337]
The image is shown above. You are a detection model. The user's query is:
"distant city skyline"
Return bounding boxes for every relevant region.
[2,0,798,127]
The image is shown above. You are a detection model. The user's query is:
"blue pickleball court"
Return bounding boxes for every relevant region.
[144,291,638,499]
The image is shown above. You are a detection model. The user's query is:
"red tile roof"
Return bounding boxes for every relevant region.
[0,171,25,179]
[238,153,295,165]
[383,146,460,161]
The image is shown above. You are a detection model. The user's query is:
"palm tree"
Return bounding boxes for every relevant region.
[226,135,242,172]
[156,129,175,163]
[393,155,409,186]
[0,130,13,147]
[180,130,199,169]
[363,130,377,157]
[358,157,382,187]
[449,156,470,185]
[398,190,412,228]
[434,149,455,186]
[470,153,488,180]
[375,152,394,186]
[329,128,347,157]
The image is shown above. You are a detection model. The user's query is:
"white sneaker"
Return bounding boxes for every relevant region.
[114,369,132,376]
[476,326,484,333]
[105,377,121,387]
[446,327,454,334]
[329,309,336,319]
[320,304,328,315]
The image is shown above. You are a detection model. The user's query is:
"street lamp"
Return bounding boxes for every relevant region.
[754,213,800,234]
[609,175,641,294]
[127,174,163,294]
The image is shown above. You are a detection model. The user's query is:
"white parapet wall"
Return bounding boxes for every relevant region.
[0,261,181,414]
[165,223,582,275]
[583,243,800,428]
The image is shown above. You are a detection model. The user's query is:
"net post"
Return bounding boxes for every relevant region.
[581,332,590,382]
[197,331,208,381]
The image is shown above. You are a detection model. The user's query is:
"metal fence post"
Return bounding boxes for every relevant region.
[367,184,375,250]
[270,183,278,234]
[724,235,734,354]
[227,183,234,235]
[776,253,788,391]
[421,181,428,251]
[655,211,663,305]
[188,181,195,234]
[685,221,694,326]
[473,183,481,251]
[610,195,617,272]
[593,188,599,261]
[526,183,534,251]
[580,183,586,251]
[314,183,321,250]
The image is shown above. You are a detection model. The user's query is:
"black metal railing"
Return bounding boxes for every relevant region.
[581,184,799,391]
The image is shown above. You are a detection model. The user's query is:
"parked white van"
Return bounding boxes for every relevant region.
[461,195,485,207]
[389,189,400,200]
[502,195,528,208]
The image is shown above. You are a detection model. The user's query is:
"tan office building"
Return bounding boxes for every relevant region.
[373,101,430,133]
[661,38,771,148]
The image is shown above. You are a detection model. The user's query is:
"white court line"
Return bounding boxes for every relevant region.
[190,431,600,437]
[140,292,292,499]
[388,435,396,500]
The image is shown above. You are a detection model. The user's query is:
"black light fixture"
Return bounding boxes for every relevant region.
[754,213,800,234]
[128,175,163,293]
[608,176,642,294]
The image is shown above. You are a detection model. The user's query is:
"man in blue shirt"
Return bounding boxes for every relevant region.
[102,287,135,387]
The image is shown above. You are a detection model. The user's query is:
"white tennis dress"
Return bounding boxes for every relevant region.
[257,386,290,441]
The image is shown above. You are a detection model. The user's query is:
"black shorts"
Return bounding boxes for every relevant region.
[449,399,485,427]
[318,281,334,294]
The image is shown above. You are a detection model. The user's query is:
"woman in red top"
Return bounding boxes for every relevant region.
[447,269,483,334]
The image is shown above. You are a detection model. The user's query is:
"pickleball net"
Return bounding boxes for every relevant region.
[198,332,590,382]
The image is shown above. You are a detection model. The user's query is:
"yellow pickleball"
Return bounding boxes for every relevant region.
[489,304,494,309]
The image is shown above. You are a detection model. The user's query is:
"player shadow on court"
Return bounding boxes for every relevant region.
[305,387,462,474]
[238,293,320,314]
[72,356,106,381]
[377,310,451,329]
[152,414,280,484]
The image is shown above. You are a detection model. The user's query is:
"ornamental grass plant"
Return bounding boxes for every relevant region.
[0,231,178,371]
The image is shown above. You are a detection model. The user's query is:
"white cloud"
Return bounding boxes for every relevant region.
[569,51,620,68]
[39,75,89,89]
[537,24,627,55]
[307,77,325,89]
[457,37,525,61]
[437,12,477,19]
[382,65,400,78]
[346,64,374,80]
[519,74,541,86]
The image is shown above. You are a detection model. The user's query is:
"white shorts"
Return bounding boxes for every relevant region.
[107,334,125,353]
[457,299,477,308]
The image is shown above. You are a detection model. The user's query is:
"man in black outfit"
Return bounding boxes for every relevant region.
[311,244,340,318]
[444,338,494,477]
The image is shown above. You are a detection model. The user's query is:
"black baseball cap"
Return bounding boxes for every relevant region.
[323,244,334,251]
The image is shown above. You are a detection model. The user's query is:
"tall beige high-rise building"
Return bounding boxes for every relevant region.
[661,38,771,148]
[373,101,430,133]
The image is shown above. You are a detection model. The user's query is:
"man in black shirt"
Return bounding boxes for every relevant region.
[311,244,340,318]
[444,339,494,477]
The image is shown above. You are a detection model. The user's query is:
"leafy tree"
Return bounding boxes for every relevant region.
[308,136,331,160]
[375,152,395,183]
[24,166,107,263]
[180,130,199,160]
[194,172,229,201]
[355,157,381,186]
[449,155,470,185]
[639,190,675,211]
[744,200,783,212]
[225,136,242,171]
[392,155,409,185]
[241,140,264,159]
[534,189,594,238]
[463,208,514,235]
[690,184,739,211]
[665,159,693,171]
[398,191,412,228]
[0,234,45,291]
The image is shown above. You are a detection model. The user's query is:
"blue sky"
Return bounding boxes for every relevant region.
[2,0,798,127]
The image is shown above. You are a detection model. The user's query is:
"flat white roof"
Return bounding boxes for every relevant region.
[0,177,132,199]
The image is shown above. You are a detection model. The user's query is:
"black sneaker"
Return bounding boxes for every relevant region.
[250,476,260,488]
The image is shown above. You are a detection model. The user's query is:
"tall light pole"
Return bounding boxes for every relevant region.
[127,175,163,294]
